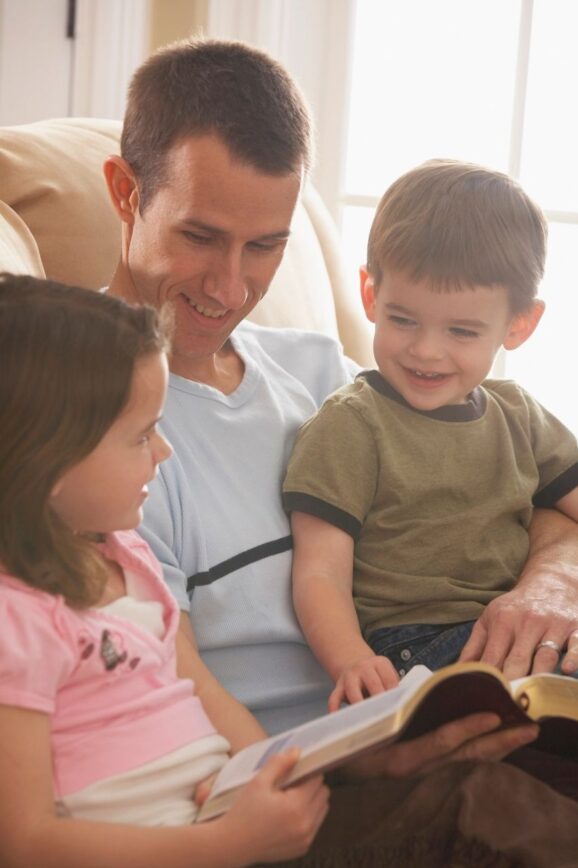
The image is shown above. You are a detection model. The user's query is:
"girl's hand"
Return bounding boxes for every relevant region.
[221,748,330,864]
[194,772,219,807]
[329,654,399,711]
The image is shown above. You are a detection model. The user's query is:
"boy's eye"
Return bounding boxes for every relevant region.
[388,315,416,328]
[450,327,480,339]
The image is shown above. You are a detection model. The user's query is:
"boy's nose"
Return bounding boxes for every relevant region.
[408,331,444,360]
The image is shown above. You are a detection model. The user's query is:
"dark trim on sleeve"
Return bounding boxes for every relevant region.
[187,535,293,592]
[282,492,362,540]
[533,462,578,508]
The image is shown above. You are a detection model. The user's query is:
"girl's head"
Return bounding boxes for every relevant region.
[0,274,172,606]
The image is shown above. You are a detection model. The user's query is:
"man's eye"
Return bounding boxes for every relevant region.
[389,315,416,328]
[248,239,286,253]
[184,231,213,245]
[450,327,479,339]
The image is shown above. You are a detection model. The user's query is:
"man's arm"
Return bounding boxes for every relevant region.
[291,512,399,711]
[460,508,578,677]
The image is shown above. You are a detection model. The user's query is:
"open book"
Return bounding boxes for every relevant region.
[197,661,578,822]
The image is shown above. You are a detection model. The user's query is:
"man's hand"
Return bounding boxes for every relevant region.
[460,509,578,678]
[460,583,578,678]
[339,713,539,781]
[329,655,399,712]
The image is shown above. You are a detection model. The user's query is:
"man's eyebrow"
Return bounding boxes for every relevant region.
[181,219,290,241]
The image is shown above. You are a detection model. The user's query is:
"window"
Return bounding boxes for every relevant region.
[341,0,578,432]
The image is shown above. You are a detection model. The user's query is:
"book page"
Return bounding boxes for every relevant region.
[206,665,434,800]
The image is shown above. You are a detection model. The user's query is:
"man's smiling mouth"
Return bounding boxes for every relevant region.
[183,297,228,319]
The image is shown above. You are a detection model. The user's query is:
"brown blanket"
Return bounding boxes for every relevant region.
[271,760,578,868]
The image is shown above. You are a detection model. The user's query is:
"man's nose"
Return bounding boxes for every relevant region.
[209,250,249,310]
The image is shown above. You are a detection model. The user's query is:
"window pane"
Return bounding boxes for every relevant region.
[503,223,578,434]
[344,0,521,196]
[519,1,578,211]
[341,204,375,291]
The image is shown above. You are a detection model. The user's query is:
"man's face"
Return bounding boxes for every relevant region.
[122,135,302,376]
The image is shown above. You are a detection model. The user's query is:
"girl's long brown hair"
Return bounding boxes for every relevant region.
[0,274,170,607]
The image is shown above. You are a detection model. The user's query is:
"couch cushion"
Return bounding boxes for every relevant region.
[0,118,121,289]
[0,202,45,277]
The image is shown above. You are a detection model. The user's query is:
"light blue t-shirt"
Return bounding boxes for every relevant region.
[139,320,358,733]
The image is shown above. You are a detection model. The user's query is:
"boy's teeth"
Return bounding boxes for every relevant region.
[414,370,443,379]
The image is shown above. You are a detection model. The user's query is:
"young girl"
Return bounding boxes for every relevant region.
[0,274,329,868]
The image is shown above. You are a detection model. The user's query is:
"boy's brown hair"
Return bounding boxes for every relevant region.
[0,274,170,607]
[366,159,547,312]
[122,38,312,211]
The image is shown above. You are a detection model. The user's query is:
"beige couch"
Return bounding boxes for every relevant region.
[0,117,372,367]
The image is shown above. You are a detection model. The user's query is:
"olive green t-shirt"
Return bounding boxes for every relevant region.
[283,372,578,637]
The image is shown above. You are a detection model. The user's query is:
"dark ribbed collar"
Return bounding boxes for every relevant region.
[357,369,487,422]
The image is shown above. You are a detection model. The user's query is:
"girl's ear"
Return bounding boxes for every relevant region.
[503,300,545,351]
[50,477,65,499]
[103,155,140,225]
[360,266,377,323]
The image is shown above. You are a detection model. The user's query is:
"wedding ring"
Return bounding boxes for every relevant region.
[536,639,562,654]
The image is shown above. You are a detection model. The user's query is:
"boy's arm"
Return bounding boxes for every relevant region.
[460,507,578,677]
[291,511,398,711]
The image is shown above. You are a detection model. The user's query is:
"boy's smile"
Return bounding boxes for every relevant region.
[361,270,538,412]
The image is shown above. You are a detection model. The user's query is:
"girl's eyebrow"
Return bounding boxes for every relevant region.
[138,415,163,436]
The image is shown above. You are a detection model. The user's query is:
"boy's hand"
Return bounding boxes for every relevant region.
[223,749,330,864]
[329,654,399,711]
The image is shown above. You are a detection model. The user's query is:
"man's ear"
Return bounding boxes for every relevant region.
[360,266,377,323]
[503,300,545,351]
[103,155,140,225]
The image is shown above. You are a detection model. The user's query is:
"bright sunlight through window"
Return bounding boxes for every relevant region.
[341,0,578,432]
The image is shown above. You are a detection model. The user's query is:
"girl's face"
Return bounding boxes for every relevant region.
[51,352,172,534]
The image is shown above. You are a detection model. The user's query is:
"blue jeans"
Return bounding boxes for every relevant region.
[367,621,476,677]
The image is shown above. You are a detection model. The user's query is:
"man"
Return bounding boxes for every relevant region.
[104,39,578,857]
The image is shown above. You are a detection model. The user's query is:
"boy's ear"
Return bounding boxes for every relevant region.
[360,266,377,323]
[503,300,545,351]
[103,155,140,225]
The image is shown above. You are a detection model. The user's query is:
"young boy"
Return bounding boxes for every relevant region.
[282,159,578,711]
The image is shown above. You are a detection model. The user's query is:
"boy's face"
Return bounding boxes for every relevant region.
[361,269,542,412]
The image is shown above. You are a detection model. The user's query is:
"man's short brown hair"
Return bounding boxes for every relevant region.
[367,160,547,312]
[121,38,312,210]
